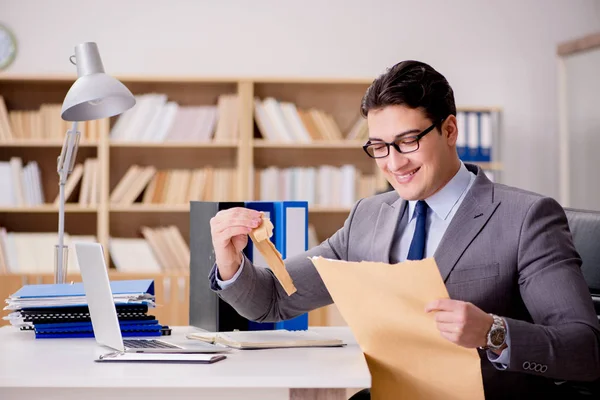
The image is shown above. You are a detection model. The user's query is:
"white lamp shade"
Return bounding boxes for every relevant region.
[61,73,136,121]
[61,42,135,121]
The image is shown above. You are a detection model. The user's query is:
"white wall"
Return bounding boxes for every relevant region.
[2,0,600,200]
[566,48,600,211]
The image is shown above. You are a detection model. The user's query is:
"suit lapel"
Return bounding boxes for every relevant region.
[434,165,501,282]
[371,197,406,263]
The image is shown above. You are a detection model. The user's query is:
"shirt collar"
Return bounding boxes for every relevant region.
[408,162,473,221]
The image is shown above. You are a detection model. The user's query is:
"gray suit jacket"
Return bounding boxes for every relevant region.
[209,163,600,398]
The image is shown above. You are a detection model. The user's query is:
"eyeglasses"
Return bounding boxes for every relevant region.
[362,121,439,159]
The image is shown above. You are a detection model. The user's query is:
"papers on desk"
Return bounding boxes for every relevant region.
[4,293,154,310]
[4,279,156,311]
[310,256,485,400]
[186,329,345,349]
[3,303,154,329]
[3,280,163,338]
[96,351,227,364]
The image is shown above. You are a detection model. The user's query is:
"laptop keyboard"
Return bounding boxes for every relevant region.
[124,339,180,349]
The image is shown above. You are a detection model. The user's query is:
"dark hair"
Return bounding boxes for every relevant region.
[360,60,456,130]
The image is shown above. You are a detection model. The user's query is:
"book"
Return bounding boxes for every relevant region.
[185,329,345,350]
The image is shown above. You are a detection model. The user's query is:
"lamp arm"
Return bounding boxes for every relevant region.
[55,121,80,284]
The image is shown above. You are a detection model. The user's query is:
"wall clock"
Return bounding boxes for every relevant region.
[0,23,17,71]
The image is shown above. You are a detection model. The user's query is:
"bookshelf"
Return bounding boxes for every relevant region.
[0,75,502,327]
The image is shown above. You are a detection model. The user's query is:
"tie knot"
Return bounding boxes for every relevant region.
[415,200,428,216]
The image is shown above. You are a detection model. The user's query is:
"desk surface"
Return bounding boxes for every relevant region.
[0,325,370,399]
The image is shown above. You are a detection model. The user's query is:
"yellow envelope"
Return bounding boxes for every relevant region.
[310,256,484,400]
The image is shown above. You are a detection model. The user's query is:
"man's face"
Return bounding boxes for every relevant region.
[367,105,458,201]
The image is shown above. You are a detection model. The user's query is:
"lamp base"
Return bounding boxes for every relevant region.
[54,244,69,284]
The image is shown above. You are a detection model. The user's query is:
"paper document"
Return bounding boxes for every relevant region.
[248,212,297,296]
[187,329,345,349]
[310,256,484,400]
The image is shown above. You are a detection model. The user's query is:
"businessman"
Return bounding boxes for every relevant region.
[208,60,600,399]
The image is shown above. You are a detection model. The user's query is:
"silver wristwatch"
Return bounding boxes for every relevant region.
[483,314,506,351]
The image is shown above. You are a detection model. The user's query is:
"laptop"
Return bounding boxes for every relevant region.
[75,241,228,354]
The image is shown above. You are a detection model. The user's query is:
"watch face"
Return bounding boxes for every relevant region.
[490,328,505,346]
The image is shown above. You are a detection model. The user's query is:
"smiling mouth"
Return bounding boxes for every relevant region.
[397,168,419,178]
[393,167,420,183]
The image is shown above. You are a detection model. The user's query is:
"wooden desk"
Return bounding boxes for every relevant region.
[0,326,371,400]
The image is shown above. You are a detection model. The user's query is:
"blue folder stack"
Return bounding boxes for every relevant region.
[3,279,163,339]
[188,200,309,332]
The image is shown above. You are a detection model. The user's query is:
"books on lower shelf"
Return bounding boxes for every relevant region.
[0,155,99,208]
[0,157,45,207]
[63,158,100,207]
[186,329,345,349]
[110,225,190,273]
[0,225,189,275]
[0,229,96,274]
[110,165,237,206]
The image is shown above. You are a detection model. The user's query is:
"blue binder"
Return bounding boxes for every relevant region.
[479,111,492,163]
[456,111,468,160]
[11,279,155,299]
[36,332,161,339]
[244,201,309,331]
[9,280,156,313]
[34,319,159,330]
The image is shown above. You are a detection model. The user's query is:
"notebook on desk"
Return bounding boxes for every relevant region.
[186,329,345,349]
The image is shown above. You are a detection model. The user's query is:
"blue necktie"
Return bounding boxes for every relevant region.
[407,200,429,260]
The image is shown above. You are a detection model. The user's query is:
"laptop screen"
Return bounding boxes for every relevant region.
[75,242,125,352]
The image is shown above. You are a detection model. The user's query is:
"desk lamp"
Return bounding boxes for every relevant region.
[56,42,135,284]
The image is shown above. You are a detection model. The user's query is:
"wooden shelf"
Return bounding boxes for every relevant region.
[0,74,374,84]
[109,205,355,214]
[0,140,98,148]
[110,141,238,149]
[108,205,359,214]
[253,140,364,149]
[253,142,373,171]
[0,205,97,213]
[110,204,189,212]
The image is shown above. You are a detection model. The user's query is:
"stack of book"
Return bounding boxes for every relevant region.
[110,165,237,206]
[3,279,163,339]
[0,96,106,143]
[109,93,238,143]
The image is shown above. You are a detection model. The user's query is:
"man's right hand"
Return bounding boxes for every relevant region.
[209,207,263,281]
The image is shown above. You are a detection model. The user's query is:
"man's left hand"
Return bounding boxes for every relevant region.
[424,299,493,349]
